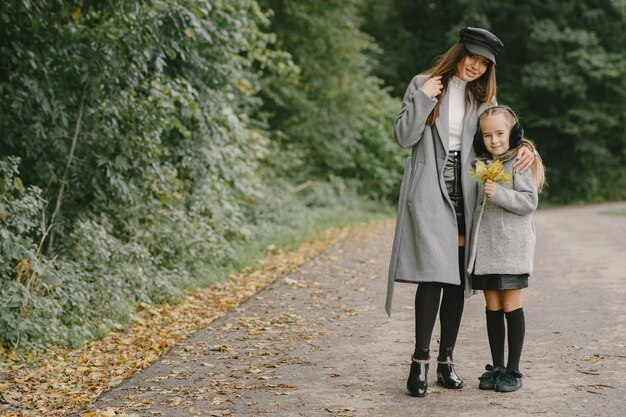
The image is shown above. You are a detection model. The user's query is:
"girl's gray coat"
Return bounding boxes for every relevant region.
[385,75,490,317]
[467,153,538,276]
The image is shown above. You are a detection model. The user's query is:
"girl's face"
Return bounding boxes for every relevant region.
[455,53,490,82]
[480,114,512,157]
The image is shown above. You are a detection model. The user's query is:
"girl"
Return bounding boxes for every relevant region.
[467,106,545,392]
[385,27,536,397]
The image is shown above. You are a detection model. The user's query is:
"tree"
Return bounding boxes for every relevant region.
[259,0,403,201]
[361,0,626,203]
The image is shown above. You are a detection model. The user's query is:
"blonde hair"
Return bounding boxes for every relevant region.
[524,140,546,193]
[477,106,546,193]
[421,43,497,126]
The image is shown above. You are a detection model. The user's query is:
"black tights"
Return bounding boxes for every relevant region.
[413,247,465,358]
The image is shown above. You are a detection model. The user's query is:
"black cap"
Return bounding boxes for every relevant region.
[458,27,504,64]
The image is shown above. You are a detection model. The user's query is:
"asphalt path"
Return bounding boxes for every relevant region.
[92,202,626,417]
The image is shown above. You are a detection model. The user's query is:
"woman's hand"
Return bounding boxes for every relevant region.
[515,145,536,174]
[419,76,443,98]
[484,180,497,198]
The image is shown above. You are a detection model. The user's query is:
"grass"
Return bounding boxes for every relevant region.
[601,208,626,218]
[190,197,392,289]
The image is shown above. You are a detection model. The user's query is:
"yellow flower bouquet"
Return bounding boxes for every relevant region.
[467,160,511,184]
[467,160,513,240]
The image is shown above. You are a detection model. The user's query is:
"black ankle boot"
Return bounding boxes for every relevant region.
[436,347,463,389]
[407,349,429,397]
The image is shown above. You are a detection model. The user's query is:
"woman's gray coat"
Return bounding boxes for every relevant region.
[385,75,491,317]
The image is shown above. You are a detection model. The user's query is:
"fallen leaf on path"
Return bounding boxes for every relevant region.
[576,368,600,375]
[573,383,614,390]
[586,390,608,396]
[325,406,356,413]
[208,410,231,417]
[284,277,301,286]
[209,345,229,352]
[0,224,362,417]
[168,397,183,406]
[580,354,604,362]
[490,401,515,409]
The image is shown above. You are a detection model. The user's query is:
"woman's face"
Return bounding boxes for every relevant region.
[455,53,490,82]
[480,114,512,157]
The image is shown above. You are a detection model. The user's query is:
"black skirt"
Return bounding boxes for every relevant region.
[472,274,529,290]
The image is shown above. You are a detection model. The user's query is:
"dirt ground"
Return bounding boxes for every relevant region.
[90,202,626,417]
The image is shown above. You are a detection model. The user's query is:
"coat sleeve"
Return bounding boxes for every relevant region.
[393,75,438,149]
[489,168,538,216]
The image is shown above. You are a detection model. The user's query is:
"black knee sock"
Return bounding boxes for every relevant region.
[414,282,442,357]
[505,308,525,372]
[486,308,505,367]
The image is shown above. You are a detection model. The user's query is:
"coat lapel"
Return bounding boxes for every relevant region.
[434,93,449,154]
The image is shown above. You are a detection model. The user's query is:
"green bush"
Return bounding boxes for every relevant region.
[0,0,398,352]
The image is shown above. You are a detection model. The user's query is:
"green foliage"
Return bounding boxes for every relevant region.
[0,157,64,350]
[259,0,403,201]
[0,157,184,350]
[0,0,396,352]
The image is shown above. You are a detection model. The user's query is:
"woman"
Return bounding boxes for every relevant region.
[385,27,536,397]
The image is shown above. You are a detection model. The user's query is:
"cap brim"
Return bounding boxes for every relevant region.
[464,43,496,65]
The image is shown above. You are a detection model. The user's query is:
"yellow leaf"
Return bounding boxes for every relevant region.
[209,344,228,352]
[468,159,511,184]
[73,8,81,23]
[184,28,193,38]
[475,161,487,178]
[486,160,503,179]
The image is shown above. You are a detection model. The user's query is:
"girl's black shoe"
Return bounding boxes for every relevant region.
[407,350,429,397]
[436,348,464,389]
[478,364,505,390]
[495,369,523,392]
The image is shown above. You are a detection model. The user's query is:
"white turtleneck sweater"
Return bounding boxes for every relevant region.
[448,76,467,151]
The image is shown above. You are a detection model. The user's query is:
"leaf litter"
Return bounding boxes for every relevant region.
[0,225,360,417]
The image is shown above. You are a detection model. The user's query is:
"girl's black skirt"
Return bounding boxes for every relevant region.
[472,274,529,290]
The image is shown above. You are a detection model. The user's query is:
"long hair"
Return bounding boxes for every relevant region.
[474,106,546,192]
[421,43,497,126]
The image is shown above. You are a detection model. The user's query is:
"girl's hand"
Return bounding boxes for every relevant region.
[484,180,497,198]
[514,145,536,174]
[419,76,443,98]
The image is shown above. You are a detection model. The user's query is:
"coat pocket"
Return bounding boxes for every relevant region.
[406,158,426,205]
